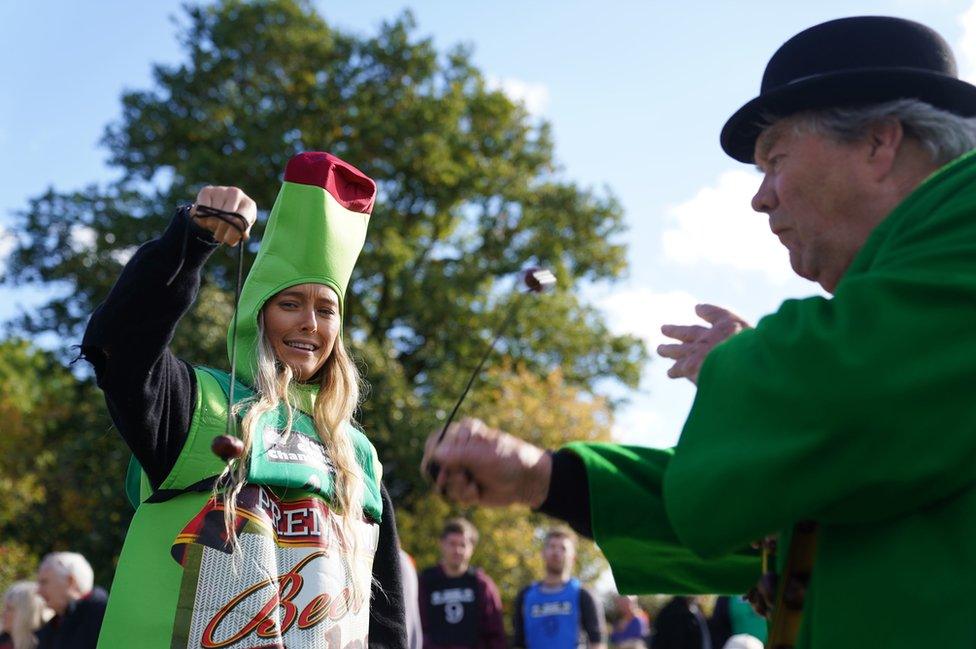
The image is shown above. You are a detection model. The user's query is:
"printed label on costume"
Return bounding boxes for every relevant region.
[263,426,334,470]
[170,486,378,649]
[247,414,339,499]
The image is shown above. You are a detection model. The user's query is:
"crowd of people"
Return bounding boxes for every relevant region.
[2,521,764,649]
[402,518,765,649]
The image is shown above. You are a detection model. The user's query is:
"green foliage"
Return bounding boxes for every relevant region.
[0,340,131,594]
[3,0,647,594]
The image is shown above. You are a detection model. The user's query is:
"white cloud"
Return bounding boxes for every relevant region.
[958,1,976,83]
[611,388,689,449]
[660,169,794,283]
[486,75,550,115]
[0,223,14,274]
[598,286,702,447]
[69,224,97,253]
[598,286,700,350]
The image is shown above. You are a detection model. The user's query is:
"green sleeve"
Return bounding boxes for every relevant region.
[564,441,759,594]
[664,170,976,558]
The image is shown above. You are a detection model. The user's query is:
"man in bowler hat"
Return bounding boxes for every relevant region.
[423,16,976,649]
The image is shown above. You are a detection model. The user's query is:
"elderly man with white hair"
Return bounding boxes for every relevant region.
[35,553,106,649]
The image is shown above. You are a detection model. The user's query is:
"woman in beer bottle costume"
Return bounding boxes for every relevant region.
[82,152,406,649]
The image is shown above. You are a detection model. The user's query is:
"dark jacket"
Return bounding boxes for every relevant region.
[35,588,108,649]
[649,597,710,649]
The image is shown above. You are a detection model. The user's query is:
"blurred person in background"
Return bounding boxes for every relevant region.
[513,526,605,649]
[34,553,106,649]
[719,635,762,649]
[707,596,765,647]
[609,595,649,649]
[401,548,424,649]
[648,597,710,649]
[0,581,51,649]
[419,518,505,649]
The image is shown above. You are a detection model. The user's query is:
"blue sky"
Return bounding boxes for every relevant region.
[2,0,973,447]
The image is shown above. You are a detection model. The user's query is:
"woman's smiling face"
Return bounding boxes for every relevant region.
[262,283,341,381]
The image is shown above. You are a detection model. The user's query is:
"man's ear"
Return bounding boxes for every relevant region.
[865,118,904,179]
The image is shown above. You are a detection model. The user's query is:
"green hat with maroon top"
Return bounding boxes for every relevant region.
[227,151,376,386]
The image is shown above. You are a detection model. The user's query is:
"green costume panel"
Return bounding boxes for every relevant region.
[100,368,384,649]
[574,151,976,648]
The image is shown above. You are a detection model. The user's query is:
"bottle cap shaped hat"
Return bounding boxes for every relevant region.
[227,152,376,386]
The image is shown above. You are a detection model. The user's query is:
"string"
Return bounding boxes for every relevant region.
[426,291,526,480]
[193,204,248,438]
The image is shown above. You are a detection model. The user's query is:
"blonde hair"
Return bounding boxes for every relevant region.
[217,311,369,601]
[3,581,50,649]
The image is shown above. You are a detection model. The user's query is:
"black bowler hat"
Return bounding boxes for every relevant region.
[721,16,976,163]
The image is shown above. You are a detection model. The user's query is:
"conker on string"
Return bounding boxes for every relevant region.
[211,435,244,462]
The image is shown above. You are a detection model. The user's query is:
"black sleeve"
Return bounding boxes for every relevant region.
[369,482,408,649]
[81,207,219,487]
[578,587,605,644]
[536,450,592,538]
[512,587,528,649]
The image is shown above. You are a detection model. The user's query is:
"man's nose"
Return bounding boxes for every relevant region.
[751,174,778,213]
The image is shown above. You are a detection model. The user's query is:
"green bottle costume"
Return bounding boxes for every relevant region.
[98,152,383,649]
[569,151,976,648]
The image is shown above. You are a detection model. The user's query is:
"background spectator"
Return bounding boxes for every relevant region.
[648,597,710,649]
[401,548,424,649]
[707,596,765,647]
[610,595,649,648]
[720,635,762,649]
[419,518,506,649]
[34,553,106,649]
[0,581,50,649]
[513,526,605,649]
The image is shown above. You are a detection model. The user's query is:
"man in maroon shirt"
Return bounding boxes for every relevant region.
[418,519,507,649]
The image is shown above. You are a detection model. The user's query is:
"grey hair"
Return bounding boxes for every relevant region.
[763,99,976,166]
[39,553,93,594]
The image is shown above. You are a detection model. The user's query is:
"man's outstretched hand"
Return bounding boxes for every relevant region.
[422,418,552,509]
[657,304,751,384]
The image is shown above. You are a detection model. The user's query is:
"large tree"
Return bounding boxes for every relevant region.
[4,0,646,589]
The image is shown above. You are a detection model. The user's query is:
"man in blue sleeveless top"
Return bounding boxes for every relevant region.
[514,527,605,649]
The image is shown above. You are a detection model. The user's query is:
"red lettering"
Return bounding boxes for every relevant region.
[255,571,301,638]
[297,593,331,629]
[328,587,352,620]
[201,551,325,648]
